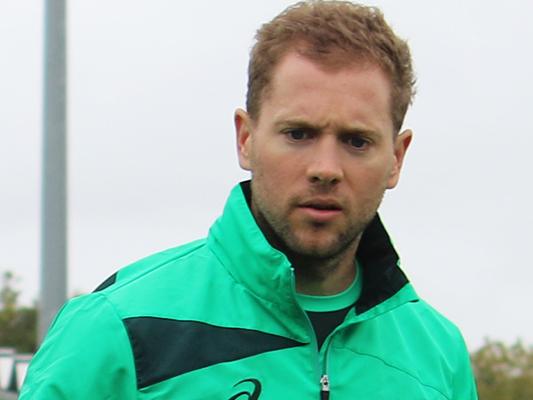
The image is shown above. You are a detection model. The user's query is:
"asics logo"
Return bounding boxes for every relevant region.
[228,378,262,400]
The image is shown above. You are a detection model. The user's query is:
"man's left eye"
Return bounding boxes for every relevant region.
[346,135,369,149]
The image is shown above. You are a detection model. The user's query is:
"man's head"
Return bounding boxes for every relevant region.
[235,1,413,275]
[246,0,415,133]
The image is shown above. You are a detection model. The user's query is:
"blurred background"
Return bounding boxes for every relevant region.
[1,1,533,396]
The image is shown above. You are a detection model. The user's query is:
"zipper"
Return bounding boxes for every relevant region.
[289,268,345,400]
[320,374,330,400]
[317,306,353,400]
[319,337,333,400]
[289,268,325,399]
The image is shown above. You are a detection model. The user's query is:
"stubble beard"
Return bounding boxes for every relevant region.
[251,186,384,267]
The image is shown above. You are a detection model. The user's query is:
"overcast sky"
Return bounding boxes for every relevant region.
[1,0,532,351]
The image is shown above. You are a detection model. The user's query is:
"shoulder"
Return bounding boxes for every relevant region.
[385,297,469,357]
[29,237,216,342]
[94,238,208,293]
[22,239,216,397]
[355,290,472,373]
[21,293,138,398]
[408,299,466,345]
[76,237,225,319]
[354,296,475,398]
[391,297,473,382]
[403,300,477,398]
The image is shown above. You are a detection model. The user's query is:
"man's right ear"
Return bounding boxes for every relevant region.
[234,108,253,171]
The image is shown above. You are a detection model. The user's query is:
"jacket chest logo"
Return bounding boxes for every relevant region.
[228,378,262,400]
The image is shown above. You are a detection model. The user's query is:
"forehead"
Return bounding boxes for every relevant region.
[259,51,394,133]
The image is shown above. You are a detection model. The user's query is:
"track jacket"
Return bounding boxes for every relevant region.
[20,182,478,399]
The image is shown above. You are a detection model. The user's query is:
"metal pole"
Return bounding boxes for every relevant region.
[39,0,67,343]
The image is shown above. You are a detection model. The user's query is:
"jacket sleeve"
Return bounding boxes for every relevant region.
[451,334,479,400]
[19,294,137,399]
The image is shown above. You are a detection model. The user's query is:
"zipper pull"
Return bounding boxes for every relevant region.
[320,374,330,400]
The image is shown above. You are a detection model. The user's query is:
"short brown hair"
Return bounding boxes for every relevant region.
[246,0,416,132]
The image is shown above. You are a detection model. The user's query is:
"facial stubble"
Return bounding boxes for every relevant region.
[250,180,385,278]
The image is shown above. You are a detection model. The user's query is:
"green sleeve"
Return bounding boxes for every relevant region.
[452,335,479,400]
[19,294,137,399]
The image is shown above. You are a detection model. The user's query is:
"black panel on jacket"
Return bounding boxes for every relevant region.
[92,272,117,292]
[123,317,306,389]
[355,215,408,314]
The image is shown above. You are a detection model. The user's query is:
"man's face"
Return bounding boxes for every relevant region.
[235,51,411,260]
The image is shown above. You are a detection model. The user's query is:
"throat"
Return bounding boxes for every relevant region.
[292,251,358,296]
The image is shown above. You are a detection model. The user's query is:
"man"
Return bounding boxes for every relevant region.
[21,1,478,398]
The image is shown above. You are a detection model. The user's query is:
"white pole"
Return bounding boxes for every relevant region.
[39,0,67,343]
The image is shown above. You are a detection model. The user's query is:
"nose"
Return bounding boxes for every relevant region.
[306,138,343,186]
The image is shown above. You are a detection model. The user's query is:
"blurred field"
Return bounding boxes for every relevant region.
[0,390,17,400]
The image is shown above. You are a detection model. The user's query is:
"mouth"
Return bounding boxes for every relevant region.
[297,199,343,221]
[299,199,342,211]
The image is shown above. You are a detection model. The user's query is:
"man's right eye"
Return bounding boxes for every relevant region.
[285,129,309,141]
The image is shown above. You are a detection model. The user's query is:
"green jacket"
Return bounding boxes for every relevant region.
[21,182,478,399]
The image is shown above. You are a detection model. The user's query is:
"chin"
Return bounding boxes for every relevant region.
[287,238,345,259]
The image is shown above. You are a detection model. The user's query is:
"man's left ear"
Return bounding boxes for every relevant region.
[387,129,412,189]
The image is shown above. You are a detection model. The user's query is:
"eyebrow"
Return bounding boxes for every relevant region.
[275,118,379,138]
[275,119,323,131]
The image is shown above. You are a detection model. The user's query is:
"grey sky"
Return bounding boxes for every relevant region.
[1,0,532,350]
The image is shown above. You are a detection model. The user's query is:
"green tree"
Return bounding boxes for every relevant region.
[472,339,533,400]
[0,271,37,353]
[0,271,19,312]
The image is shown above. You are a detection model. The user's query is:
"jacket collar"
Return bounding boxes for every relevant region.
[207,181,416,316]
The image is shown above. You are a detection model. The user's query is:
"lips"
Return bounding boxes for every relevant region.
[297,198,343,222]
[299,199,342,211]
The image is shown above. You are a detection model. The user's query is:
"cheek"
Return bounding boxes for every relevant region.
[368,152,395,179]
[348,160,393,194]
[249,156,283,195]
[252,151,299,184]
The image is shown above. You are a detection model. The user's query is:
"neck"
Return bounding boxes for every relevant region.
[245,183,360,296]
[291,239,359,296]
